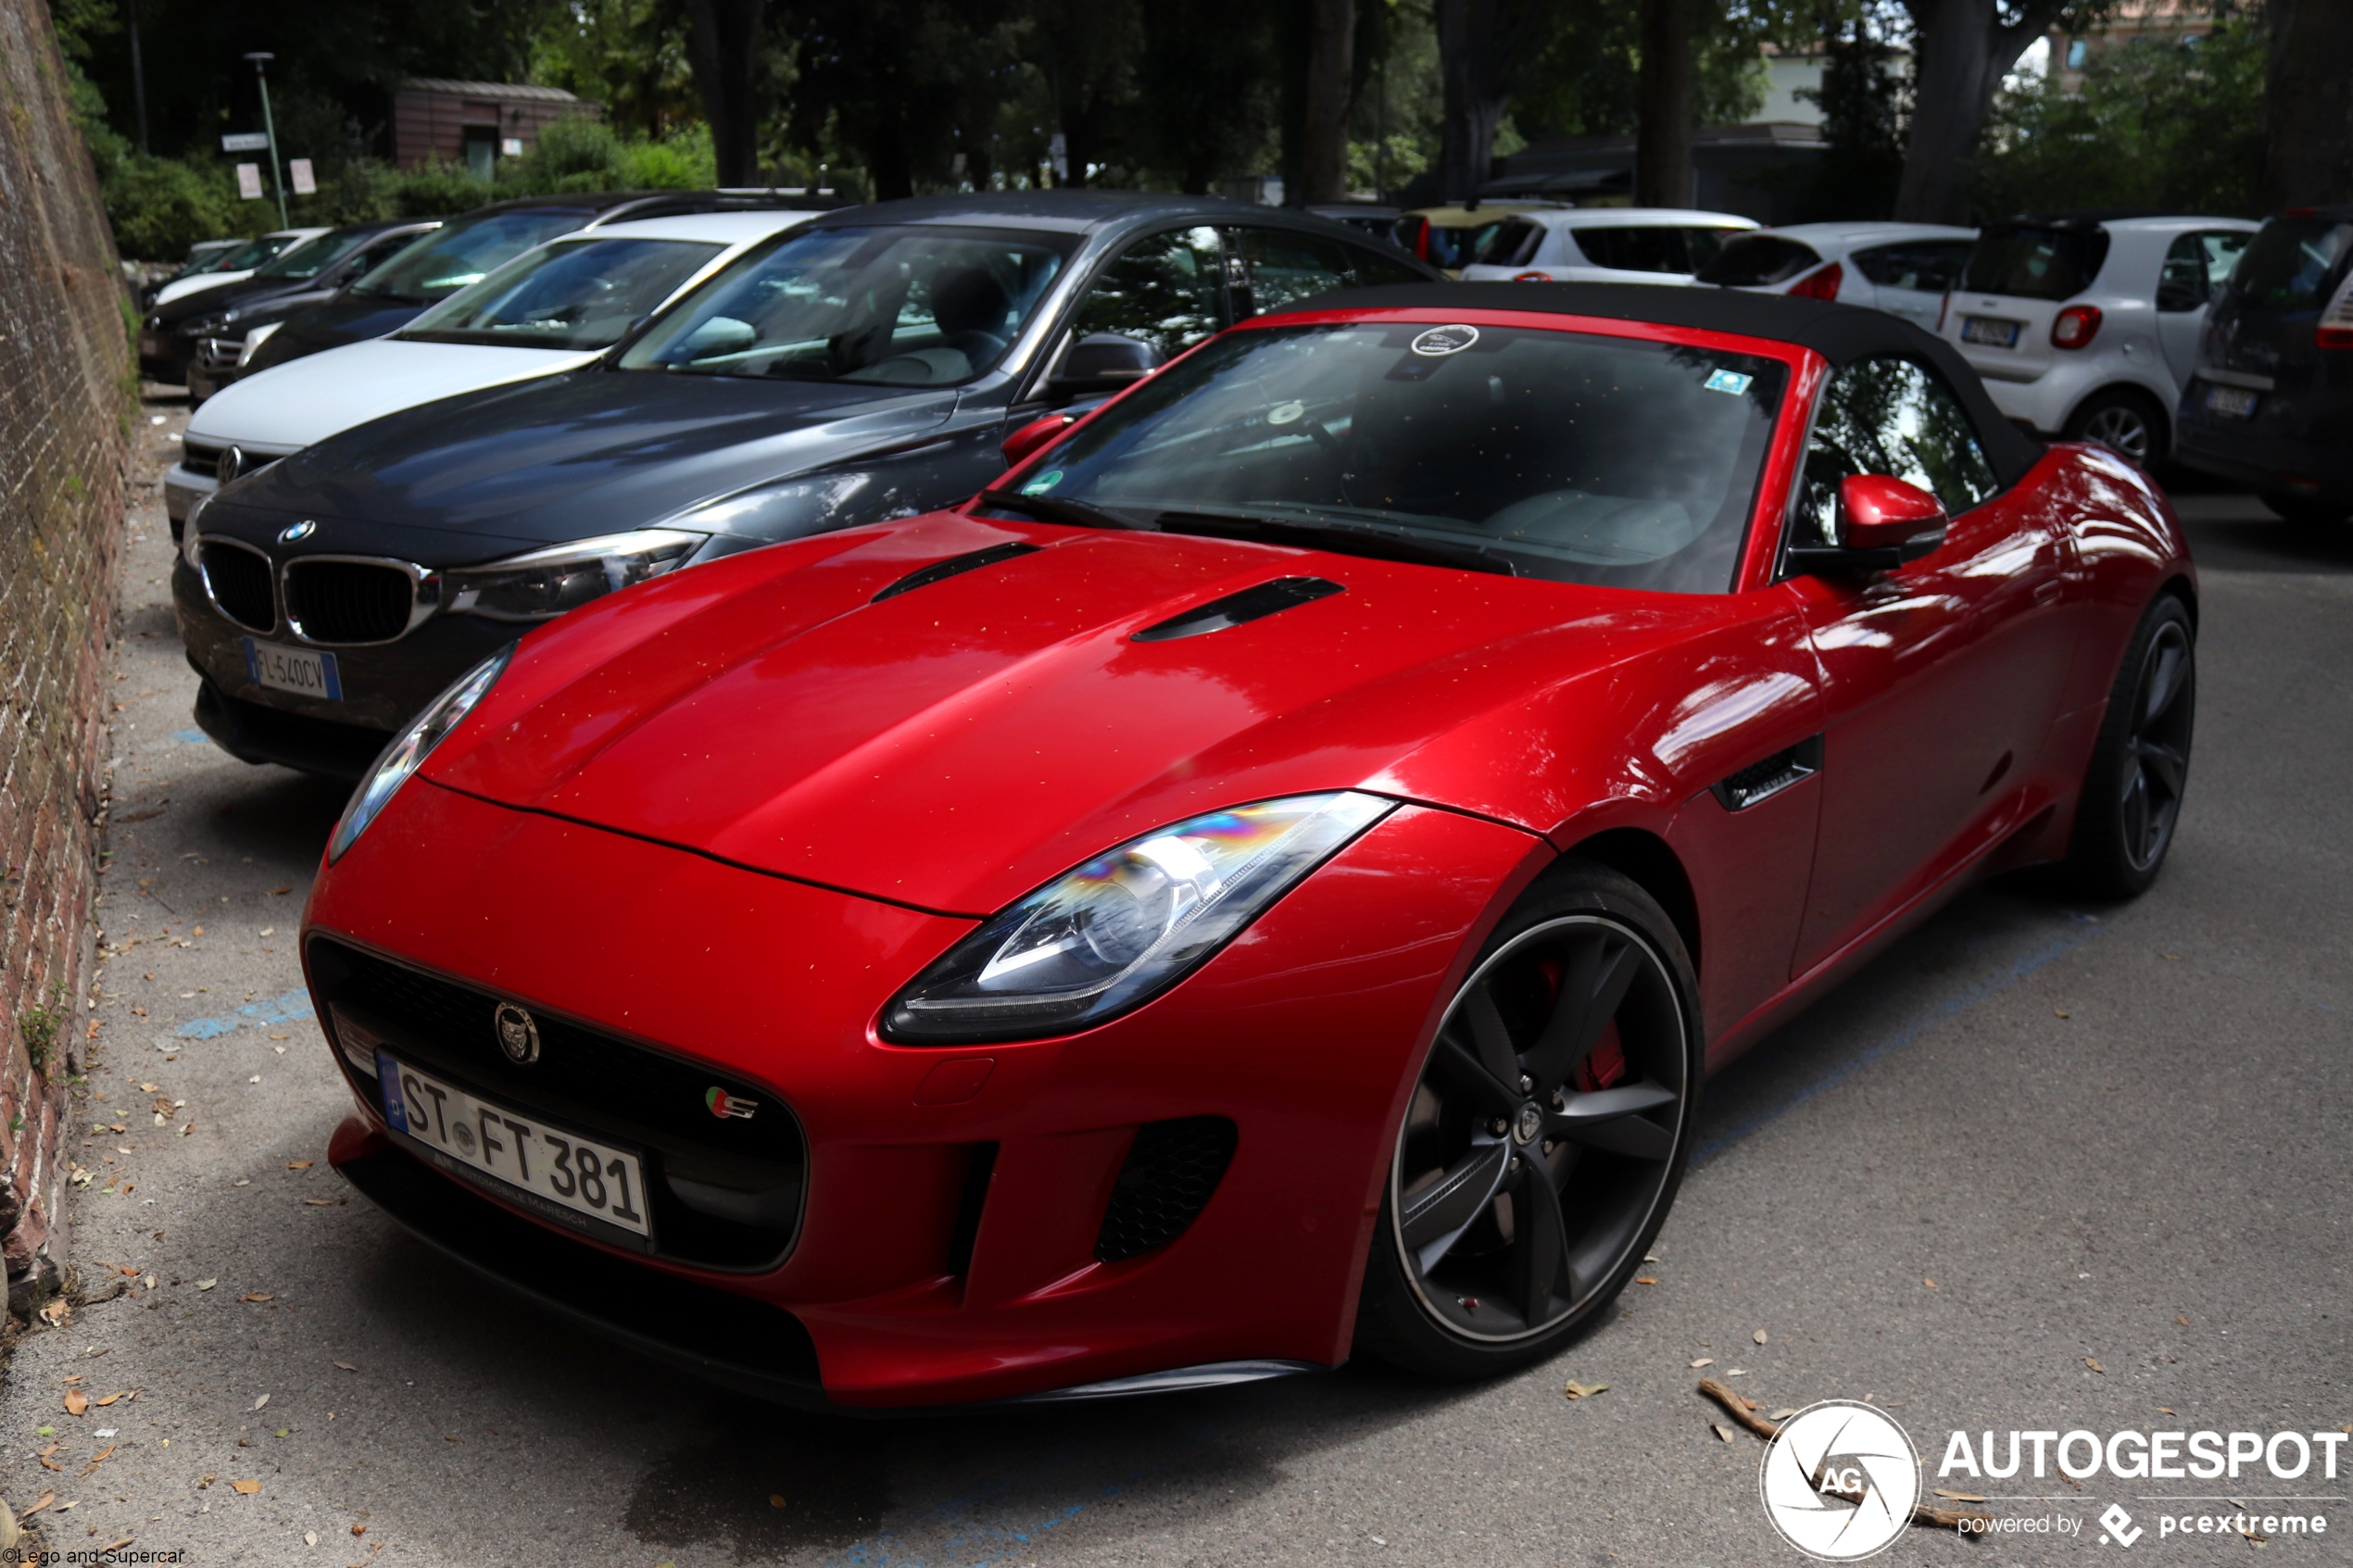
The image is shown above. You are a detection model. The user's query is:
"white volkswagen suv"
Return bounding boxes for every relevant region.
[1939,214,2259,464]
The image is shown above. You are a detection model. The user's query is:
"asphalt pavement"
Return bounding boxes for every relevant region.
[2,394,2344,1567]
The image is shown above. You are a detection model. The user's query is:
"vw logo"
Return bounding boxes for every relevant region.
[494,1003,541,1065]
[218,446,245,483]
[277,520,316,545]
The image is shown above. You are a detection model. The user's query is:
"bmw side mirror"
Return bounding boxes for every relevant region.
[1001,411,1077,469]
[1049,332,1162,395]
[1790,474,1948,575]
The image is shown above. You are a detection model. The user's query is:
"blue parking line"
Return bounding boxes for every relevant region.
[176,987,315,1038]
[172,729,208,743]
[1690,913,2107,1169]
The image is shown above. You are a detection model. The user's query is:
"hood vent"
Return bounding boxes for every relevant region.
[872,541,1041,603]
[1132,576,1344,643]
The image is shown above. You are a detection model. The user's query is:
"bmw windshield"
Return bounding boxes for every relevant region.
[983,321,1789,594]
[618,225,1074,387]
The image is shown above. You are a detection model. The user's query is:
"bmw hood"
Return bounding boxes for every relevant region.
[208,370,960,553]
[421,512,1720,916]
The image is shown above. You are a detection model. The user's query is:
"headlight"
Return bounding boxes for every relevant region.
[237,320,283,365]
[180,494,210,567]
[327,646,511,863]
[443,529,704,622]
[882,792,1394,1044]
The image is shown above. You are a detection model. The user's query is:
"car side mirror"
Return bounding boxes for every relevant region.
[1001,411,1077,469]
[1790,474,1948,574]
[1049,332,1162,395]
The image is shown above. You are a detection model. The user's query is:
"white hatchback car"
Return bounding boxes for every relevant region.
[164,208,819,531]
[150,228,331,307]
[1693,221,1976,331]
[1938,214,2259,464]
[1458,207,1759,284]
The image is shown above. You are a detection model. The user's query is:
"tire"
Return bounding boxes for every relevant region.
[1354,860,1702,1380]
[2259,488,2353,527]
[2065,389,2168,466]
[2064,595,2195,899]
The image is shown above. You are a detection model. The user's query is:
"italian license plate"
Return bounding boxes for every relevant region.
[243,637,342,700]
[2204,384,2259,418]
[1961,316,2022,348]
[377,1050,651,1238]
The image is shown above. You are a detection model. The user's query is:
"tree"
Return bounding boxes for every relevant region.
[1795,9,1907,220]
[1297,0,1358,202]
[1433,0,1549,204]
[1134,0,1279,193]
[2265,0,2353,209]
[1635,0,1696,207]
[682,0,768,185]
[1894,0,2072,223]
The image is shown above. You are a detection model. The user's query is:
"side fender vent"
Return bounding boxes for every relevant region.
[1094,1116,1238,1262]
[872,541,1040,603]
[1131,577,1343,642]
[1710,735,1824,811]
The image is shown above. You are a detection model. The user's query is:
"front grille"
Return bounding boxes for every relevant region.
[195,338,244,373]
[308,937,806,1270]
[284,559,413,644]
[198,540,275,630]
[1095,1116,1237,1262]
[182,441,223,480]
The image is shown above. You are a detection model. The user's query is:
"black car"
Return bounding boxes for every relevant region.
[239,191,842,378]
[2175,207,2353,523]
[144,222,441,399]
[175,190,1444,779]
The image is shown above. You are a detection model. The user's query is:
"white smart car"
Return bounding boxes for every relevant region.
[1693,221,1976,331]
[163,208,819,532]
[1938,214,2259,464]
[1458,207,1759,284]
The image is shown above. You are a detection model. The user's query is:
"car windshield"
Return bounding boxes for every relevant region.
[2227,217,2353,310]
[349,209,593,305]
[1696,235,1822,287]
[249,229,371,282]
[985,321,1788,594]
[1962,225,2108,300]
[201,234,291,274]
[618,224,1073,386]
[399,236,724,351]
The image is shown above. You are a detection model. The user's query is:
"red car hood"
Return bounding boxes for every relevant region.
[426,511,1719,915]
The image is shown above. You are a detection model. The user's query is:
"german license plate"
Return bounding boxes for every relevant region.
[1961,316,2022,348]
[2203,384,2259,418]
[377,1050,651,1237]
[243,637,342,700]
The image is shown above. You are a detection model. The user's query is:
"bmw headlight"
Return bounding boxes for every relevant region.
[327,646,511,863]
[443,529,704,622]
[883,792,1394,1044]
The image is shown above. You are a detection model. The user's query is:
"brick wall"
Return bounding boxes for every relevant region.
[0,0,131,1304]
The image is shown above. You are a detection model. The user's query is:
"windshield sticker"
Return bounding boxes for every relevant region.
[1411,324,1480,357]
[1704,369,1754,395]
[1267,401,1305,425]
[1020,470,1064,495]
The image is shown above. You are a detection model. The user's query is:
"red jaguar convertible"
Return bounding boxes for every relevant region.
[307,283,2195,1408]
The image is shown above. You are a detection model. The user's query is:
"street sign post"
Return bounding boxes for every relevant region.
[235,163,264,201]
[289,158,317,195]
[220,132,270,152]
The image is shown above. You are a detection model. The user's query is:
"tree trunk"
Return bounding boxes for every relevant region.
[1635,0,1695,208]
[1298,0,1356,203]
[682,0,768,186]
[1894,0,2068,224]
[1434,0,1541,207]
[2266,0,2353,209]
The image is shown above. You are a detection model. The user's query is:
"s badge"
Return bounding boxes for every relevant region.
[706,1086,758,1121]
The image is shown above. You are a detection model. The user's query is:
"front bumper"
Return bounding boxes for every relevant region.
[308,775,1539,1407]
[163,464,216,529]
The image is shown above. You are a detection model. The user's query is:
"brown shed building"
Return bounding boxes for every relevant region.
[391,79,602,178]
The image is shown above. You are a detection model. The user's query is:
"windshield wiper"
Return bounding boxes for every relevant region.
[974,490,1150,532]
[1152,510,1518,577]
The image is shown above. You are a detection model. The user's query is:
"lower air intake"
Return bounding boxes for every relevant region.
[1094,1116,1238,1262]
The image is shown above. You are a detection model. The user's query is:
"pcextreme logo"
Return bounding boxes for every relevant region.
[1759,1400,1922,1561]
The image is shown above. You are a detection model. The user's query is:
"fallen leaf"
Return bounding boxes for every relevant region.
[253,1394,271,1411]
[1727,1368,1749,1376]
[2177,1315,2190,1326]
[285,1160,314,1170]
[2230,1498,2249,1510]
[2055,1008,2070,1018]
[276,1428,290,1438]
[101,1538,134,1553]
[306,1534,319,1548]
[240,1293,274,1302]
[196,1279,218,1291]
[197,1474,216,1489]
[1712,1424,1735,1442]
[79,1445,117,1476]
[1689,1357,1715,1368]
[2085,1357,2106,1374]
[304,1198,335,1206]
[231,1479,260,1496]
[444,1435,463,1443]
[1564,1381,1610,1399]
[1736,1392,1758,1411]
[94,1391,129,1406]
[2158,1407,2178,1416]
[118,1265,140,1277]
[270,886,292,896]
[41,1299,71,1328]
[1769,1408,1800,1421]
[1753,1328,1768,1344]
[1934,1488,1988,1502]
[37,1445,62,1472]
[19,1491,56,1520]
[63,1389,89,1415]
[1924,1278,1937,1288]
[1633,1275,1659,1285]
[333,1361,358,1373]
[769,1494,787,1509]
[351,1524,367,1537]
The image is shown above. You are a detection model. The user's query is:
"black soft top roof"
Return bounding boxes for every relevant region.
[1271,281,2045,486]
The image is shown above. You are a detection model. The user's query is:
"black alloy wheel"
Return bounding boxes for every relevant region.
[1355,863,1700,1378]
[2066,595,2196,898]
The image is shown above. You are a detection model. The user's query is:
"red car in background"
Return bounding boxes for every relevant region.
[306,283,2195,1409]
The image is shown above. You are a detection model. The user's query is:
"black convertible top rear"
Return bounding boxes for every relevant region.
[1274,281,2045,487]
